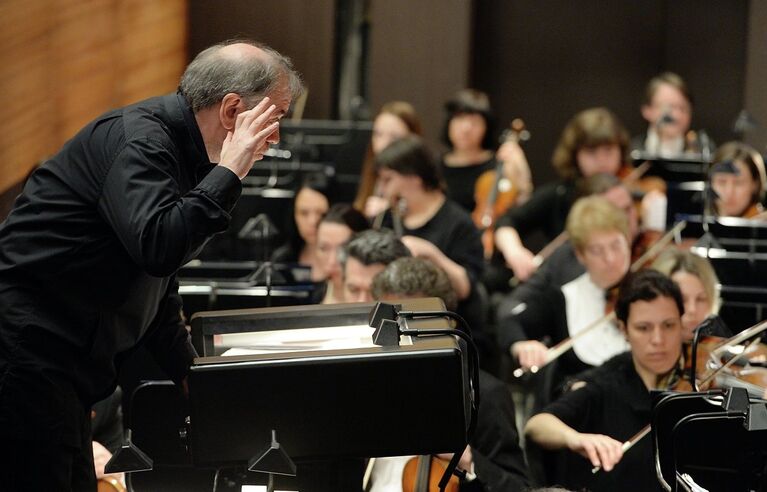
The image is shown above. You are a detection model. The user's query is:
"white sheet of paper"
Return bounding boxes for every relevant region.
[219,325,411,356]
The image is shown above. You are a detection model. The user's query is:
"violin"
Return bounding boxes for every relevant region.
[512,220,688,377]
[593,317,767,474]
[472,119,531,258]
[97,476,126,492]
[402,455,460,492]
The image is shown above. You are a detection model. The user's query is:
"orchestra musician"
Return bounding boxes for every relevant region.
[271,172,333,279]
[313,204,369,304]
[632,72,713,158]
[339,229,411,303]
[374,136,490,363]
[0,40,302,490]
[709,141,767,218]
[651,249,721,342]
[438,88,500,212]
[375,136,484,305]
[367,257,530,491]
[497,196,632,402]
[524,269,685,492]
[354,101,423,219]
[494,107,632,282]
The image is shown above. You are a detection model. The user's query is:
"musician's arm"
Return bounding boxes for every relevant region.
[525,383,624,472]
[401,235,471,300]
[465,371,530,491]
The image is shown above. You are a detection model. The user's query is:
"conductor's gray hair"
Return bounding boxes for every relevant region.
[179,39,304,112]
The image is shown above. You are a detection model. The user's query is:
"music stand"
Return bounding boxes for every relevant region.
[178,261,314,318]
[652,387,767,491]
[683,216,767,328]
[187,299,472,471]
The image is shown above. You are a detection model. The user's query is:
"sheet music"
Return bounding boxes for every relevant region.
[219,325,411,356]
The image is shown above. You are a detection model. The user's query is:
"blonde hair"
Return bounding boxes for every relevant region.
[566,195,629,252]
[652,248,721,313]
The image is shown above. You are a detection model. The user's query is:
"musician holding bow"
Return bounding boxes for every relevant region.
[524,270,685,492]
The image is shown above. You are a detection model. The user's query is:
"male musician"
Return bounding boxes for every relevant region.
[0,40,302,490]
[341,228,412,303]
[524,269,685,492]
[368,257,530,491]
[497,196,632,402]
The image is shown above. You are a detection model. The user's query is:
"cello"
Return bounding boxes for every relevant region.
[472,119,531,258]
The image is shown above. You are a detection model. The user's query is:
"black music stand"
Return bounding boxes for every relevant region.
[178,260,314,319]
[684,216,767,328]
[187,299,472,480]
[652,387,767,491]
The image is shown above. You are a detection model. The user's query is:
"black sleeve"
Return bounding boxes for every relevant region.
[91,386,124,453]
[97,137,242,276]
[143,278,198,385]
[442,213,485,284]
[495,281,562,353]
[465,371,530,492]
[495,183,557,235]
[539,380,602,432]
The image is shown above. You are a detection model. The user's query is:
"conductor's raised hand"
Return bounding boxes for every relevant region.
[219,96,280,179]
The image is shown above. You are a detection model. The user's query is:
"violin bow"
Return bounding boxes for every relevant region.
[593,319,767,474]
[514,222,686,378]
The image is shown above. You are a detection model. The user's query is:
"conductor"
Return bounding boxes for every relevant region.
[0,40,302,490]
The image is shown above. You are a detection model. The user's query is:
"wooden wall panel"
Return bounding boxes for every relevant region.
[0,0,187,196]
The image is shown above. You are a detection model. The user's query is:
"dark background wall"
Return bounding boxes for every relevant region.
[472,0,749,184]
[186,0,756,188]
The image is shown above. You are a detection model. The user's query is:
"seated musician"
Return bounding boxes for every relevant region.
[495,107,631,282]
[438,89,501,212]
[709,141,767,219]
[354,101,423,219]
[313,204,369,304]
[340,229,411,303]
[652,248,720,342]
[518,172,641,291]
[367,257,530,491]
[524,269,685,492]
[374,136,490,359]
[375,136,484,303]
[496,196,631,401]
[271,172,333,279]
[632,72,712,158]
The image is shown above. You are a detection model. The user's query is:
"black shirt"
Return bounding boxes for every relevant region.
[495,180,577,244]
[0,91,241,445]
[439,156,496,213]
[539,352,662,492]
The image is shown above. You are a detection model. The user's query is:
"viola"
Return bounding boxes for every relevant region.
[472,119,531,258]
[97,476,126,492]
[402,455,460,492]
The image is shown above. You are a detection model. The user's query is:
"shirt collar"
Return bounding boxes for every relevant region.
[167,90,214,175]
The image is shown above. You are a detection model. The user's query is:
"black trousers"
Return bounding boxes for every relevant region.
[0,414,96,491]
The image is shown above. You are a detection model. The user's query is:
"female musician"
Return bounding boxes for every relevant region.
[375,136,483,303]
[497,196,631,401]
[314,204,369,304]
[652,249,720,342]
[495,107,631,282]
[353,101,422,218]
[632,72,701,158]
[272,172,333,278]
[709,141,767,218]
[524,270,685,492]
[438,89,499,212]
